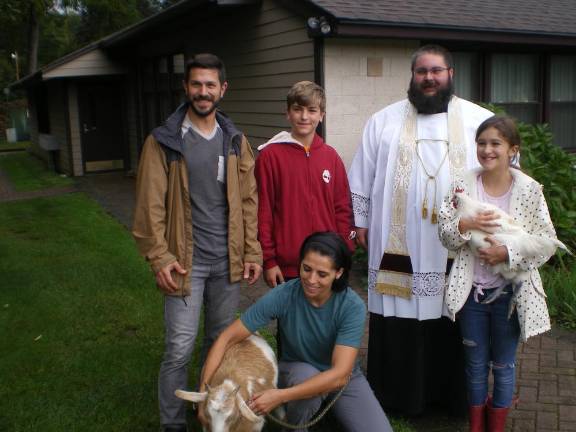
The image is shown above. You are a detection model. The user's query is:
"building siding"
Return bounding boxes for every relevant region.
[126,73,140,174]
[26,88,42,162]
[43,49,126,79]
[66,82,83,176]
[221,0,314,147]
[42,81,71,175]
[323,39,419,167]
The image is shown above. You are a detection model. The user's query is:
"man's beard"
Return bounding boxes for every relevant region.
[407,78,454,114]
[188,94,221,117]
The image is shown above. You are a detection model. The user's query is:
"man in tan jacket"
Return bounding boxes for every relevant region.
[132,53,262,432]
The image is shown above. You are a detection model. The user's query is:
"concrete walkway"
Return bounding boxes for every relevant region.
[2,169,575,431]
[0,163,76,203]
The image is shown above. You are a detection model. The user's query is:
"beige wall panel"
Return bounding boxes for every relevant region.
[323,39,420,168]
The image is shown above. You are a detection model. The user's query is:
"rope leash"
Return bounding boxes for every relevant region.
[264,375,350,430]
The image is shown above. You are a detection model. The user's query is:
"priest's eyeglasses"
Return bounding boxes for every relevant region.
[413,67,450,77]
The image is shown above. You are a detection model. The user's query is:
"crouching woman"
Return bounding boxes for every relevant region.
[198,231,392,432]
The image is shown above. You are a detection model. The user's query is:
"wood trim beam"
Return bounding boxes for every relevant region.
[334,23,576,47]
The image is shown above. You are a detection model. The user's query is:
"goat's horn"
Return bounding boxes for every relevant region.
[232,385,241,395]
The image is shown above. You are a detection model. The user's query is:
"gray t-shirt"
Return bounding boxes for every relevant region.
[181,126,228,263]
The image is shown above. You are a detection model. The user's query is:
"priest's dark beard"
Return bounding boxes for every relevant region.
[407,79,454,114]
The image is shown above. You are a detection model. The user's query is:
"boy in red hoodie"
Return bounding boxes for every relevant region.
[256,81,355,287]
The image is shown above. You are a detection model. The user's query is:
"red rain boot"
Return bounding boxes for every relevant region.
[468,403,486,432]
[487,399,510,432]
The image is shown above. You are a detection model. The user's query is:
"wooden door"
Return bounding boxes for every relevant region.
[78,82,126,172]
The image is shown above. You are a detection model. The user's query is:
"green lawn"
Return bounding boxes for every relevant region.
[0,194,164,431]
[0,139,30,152]
[0,193,416,432]
[0,152,72,191]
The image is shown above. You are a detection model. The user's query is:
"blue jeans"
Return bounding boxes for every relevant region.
[458,286,520,408]
[158,259,240,426]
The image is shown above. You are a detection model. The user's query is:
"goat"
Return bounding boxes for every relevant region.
[453,190,570,284]
[175,334,278,432]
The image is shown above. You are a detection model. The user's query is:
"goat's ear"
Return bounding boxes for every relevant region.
[236,393,260,422]
[175,389,207,402]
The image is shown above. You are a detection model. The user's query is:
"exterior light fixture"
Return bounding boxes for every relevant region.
[306,16,332,37]
[10,52,20,80]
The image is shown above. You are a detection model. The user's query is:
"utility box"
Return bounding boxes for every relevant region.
[5,128,17,143]
[10,107,30,141]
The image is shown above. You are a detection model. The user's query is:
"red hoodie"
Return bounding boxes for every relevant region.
[255,131,355,277]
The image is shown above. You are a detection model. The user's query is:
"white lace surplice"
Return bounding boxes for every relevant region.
[349,98,492,320]
[394,114,450,319]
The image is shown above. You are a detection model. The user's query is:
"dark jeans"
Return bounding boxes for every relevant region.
[458,286,520,408]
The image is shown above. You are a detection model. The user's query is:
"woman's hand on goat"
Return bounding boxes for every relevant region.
[248,389,285,415]
[458,211,500,235]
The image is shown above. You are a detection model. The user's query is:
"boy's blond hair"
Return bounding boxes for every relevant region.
[286,81,326,112]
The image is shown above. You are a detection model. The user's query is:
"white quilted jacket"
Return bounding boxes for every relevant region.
[439,168,555,342]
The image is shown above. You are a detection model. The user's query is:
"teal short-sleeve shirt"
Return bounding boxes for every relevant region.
[240,279,366,371]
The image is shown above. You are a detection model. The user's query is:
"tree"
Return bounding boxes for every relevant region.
[0,0,174,91]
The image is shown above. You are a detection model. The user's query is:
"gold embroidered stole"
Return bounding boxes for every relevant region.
[375,96,467,299]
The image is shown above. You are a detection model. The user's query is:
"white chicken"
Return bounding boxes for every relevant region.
[453,190,570,284]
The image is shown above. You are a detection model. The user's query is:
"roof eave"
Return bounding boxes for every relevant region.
[332,20,576,46]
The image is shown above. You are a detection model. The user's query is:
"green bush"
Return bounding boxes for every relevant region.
[542,265,576,329]
[518,123,576,257]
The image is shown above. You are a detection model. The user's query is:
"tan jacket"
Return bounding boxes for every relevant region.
[132,108,262,296]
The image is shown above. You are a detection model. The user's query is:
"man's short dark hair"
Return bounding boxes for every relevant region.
[410,44,453,71]
[185,53,227,84]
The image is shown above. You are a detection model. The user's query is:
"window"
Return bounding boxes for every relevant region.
[490,54,540,124]
[140,54,186,135]
[452,52,480,102]
[448,51,576,151]
[550,55,576,149]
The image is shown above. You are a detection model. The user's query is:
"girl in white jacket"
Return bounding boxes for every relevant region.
[439,115,559,432]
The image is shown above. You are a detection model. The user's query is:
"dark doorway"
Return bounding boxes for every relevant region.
[78,81,126,172]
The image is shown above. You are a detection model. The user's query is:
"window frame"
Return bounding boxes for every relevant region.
[447,48,576,151]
